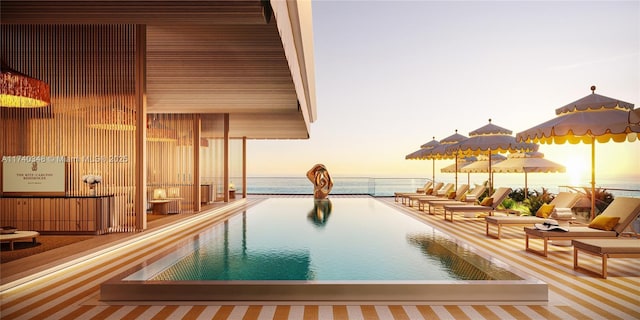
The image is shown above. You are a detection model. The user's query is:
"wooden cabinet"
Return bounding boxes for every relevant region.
[0,196,114,235]
[201,184,213,204]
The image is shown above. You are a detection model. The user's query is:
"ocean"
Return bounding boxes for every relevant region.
[244,176,640,198]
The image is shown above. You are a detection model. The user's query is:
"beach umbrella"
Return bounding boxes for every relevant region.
[422,130,468,189]
[630,108,640,127]
[459,154,506,187]
[440,156,477,186]
[491,152,565,198]
[459,154,506,173]
[516,86,638,219]
[447,120,538,190]
[405,137,441,183]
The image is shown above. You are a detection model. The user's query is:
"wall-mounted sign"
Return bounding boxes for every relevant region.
[2,156,67,195]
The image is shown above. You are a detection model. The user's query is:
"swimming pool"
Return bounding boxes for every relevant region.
[101,198,547,302]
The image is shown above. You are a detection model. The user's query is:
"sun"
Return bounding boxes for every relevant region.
[564,154,589,186]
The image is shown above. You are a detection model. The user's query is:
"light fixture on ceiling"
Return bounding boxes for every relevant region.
[1,60,51,108]
[87,104,136,131]
[147,116,177,142]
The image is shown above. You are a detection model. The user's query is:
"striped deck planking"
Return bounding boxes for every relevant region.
[0,195,638,320]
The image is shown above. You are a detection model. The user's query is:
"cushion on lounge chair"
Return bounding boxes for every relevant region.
[525,226,617,238]
[588,215,620,231]
[486,216,543,224]
[536,204,555,218]
[480,197,493,207]
[602,197,640,234]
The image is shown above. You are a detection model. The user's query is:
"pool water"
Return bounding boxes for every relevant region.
[125,198,521,282]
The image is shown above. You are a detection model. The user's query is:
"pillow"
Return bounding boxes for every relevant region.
[535,203,556,219]
[460,194,467,202]
[480,197,493,207]
[588,215,620,231]
[425,188,433,195]
[448,191,457,199]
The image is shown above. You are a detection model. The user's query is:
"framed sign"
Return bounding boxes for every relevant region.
[2,156,67,196]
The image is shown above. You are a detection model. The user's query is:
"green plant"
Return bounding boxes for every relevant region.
[502,198,516,209]
[584,187,615,214]
[509,188,534,202]
[524,188,555,215]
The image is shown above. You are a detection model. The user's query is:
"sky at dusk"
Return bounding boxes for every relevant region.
[247,0,639,187]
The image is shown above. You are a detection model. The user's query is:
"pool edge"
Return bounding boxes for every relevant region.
[100,279,548,303]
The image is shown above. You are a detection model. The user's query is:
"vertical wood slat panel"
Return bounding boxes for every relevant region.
[1,25,137,233]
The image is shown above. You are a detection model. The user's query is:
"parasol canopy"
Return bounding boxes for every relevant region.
[441,156,477,186]
[516,86,638,219]
[491,152,565,198]
[422,130,468,188]
[447,119,538,190]
[405,137,441,183]
[459,154,506,173]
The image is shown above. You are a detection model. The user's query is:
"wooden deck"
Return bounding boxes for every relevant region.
[0,196,638,320]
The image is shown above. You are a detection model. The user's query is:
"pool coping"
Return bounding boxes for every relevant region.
[99,197,549,303]
[100,279,547,303]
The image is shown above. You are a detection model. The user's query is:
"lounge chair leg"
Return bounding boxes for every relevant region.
[543,238,548,257]
[573,247,578,269]
[497,224,501,239]
[602,255,608,279]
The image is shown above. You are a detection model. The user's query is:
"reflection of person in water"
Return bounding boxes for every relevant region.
[306,164,333,199]
[308,198,332,226]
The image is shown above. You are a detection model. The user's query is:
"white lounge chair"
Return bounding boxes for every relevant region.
[394,181,433,203]
[422,185,487,214]
[524,197,640,257]
[416,184,470,212]
[442,187,512,222]
[485,192,581,239]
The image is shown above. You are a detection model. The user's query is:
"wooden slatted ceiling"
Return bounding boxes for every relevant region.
[146,24,298,114]
[1,0,312,139]
[229,112,308,139]
[0,1,267,25]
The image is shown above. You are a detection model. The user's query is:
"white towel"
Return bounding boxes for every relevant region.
[551,208,573,219]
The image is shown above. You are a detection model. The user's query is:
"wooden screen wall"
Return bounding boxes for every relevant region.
[1,25,139,232]
[201,114,225,201]
[146,113,227,210]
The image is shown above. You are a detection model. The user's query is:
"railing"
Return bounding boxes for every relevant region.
[245,177,640,198]
[246,177,431,197]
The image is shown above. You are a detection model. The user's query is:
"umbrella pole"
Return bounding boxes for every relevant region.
[488,150,493,191]
[524,172,528,199]
[455,154,458,190]
[591,140,596,220]
[432,159,435,183]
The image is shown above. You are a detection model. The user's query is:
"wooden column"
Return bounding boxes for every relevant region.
[223,113,230,202]
[135,24,147,230]
[193,114,202,212]
[242,136,247,199]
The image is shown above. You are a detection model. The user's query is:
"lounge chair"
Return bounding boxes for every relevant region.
[435,183,455,197]
[394,181,433,203]
[572,239,640,278]
[396,181,434,204]
[406,182,444,207]
[416,184,470,212]
[408,182,455,207]
[442,187,512,222]
[524,197,640,257]
[485,192,581,239]
[422,184,486,214]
